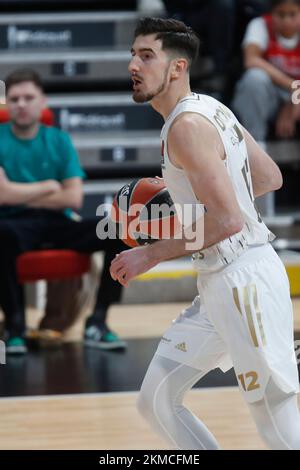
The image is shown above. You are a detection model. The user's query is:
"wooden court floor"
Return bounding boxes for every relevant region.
[1,298,300,450]
[1,387,300,450]
[0,388,270,450]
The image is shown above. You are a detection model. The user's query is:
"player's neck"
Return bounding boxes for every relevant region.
[151,83,192,121]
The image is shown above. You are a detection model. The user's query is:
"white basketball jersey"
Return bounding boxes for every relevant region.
[160,93,275,272]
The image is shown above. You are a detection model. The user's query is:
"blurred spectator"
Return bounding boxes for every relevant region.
[0,69,127,354]
[138,0,165,14]
[232,0,300,148]
[162,0,236,90]
[233,2,271,59]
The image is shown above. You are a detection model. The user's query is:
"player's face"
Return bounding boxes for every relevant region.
[6,81,46,130]
[129,34,172,103]
[272,2,300,38]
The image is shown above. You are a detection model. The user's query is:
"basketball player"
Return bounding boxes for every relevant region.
[110,18,300,449]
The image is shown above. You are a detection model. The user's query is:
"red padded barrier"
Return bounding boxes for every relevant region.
[0,108,54,126]
[17,250,91,283]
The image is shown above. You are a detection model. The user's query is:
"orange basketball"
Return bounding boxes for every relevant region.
[111,178,180,247]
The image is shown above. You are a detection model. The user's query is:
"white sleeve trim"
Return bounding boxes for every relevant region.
[242,17,268,52]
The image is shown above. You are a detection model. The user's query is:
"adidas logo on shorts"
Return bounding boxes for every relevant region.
[175,342,187,352]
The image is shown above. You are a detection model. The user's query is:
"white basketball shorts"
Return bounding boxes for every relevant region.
[155,243,299,403]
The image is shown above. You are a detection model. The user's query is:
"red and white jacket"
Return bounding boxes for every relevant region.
[263,14,300,79]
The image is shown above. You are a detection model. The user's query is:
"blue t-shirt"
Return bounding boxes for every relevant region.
[0,123,85,217]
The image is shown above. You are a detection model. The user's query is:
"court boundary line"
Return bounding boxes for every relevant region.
[0,386,239,402]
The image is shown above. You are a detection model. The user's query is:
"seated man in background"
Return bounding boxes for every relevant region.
[0,69,127,354]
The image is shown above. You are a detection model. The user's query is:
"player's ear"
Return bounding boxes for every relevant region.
[170,58,188,79]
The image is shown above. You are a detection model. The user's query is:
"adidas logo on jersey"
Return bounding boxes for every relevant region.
[175,342,187,352]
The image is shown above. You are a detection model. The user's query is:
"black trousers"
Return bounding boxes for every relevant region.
[0,209,126,336]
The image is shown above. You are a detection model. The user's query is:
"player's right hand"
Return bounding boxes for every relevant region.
[110,245,157,287]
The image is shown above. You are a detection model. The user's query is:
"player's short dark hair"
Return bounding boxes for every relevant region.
[5,69,44,93]
[134,17,200,68]
[271,0,300,9]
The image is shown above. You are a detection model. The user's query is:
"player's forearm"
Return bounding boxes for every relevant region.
[145,237,190,265]
[203,212,244,249]
[245,56,294,90]
[252,167,283,198]
[28,187,83,210]
[146,213,244,264]
[0,181,57,205]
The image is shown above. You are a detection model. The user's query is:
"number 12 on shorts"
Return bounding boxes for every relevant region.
[238,371,260,392]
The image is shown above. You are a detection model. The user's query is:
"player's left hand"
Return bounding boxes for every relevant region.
[110,245,156,287]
